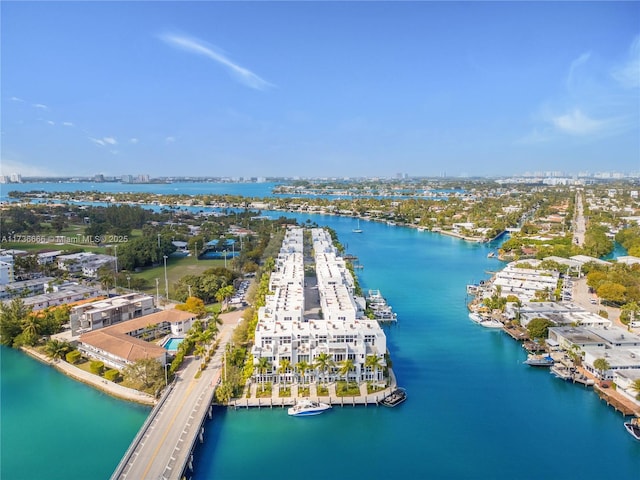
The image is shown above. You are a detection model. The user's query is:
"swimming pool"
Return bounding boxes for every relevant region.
[162,337,184,352]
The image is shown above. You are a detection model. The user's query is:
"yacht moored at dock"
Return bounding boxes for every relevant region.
[288,399,332,417]
[524,355,554,367]
[623,417,640,440]
[380,388,406,407]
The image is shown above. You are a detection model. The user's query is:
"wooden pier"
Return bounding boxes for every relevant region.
[594,384,640,416]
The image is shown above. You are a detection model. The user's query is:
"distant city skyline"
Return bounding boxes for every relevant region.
[1,2,638,178]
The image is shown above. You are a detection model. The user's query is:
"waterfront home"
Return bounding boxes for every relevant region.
[77,309,197,370]
[582,346,640,381]
[516,302,612,329]
[70,293,156,335]
[252,227,387,386]
[491,262,560,302]
[612,369,640,406]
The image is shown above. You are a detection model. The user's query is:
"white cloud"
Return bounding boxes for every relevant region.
[33,103,48,110]
[10,96,24,102]
[63,122,74,127]
[551,109,606,135]
[89,136,117,147]
[160,33,274,90]
[165,136,176,143]
[47,120,55,126]
[612,35,640,89]
[567,52,591,88]
[129,138,139,144]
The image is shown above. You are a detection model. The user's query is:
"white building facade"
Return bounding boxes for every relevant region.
[252,227,387,386]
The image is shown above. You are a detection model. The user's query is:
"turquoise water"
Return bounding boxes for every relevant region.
[1,187,639,479]
[0,347,149,480]
[191,215,640,479]
[163,337,184,351]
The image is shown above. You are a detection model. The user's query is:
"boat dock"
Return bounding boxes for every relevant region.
[594,384,640,416]
[228,378,397,409]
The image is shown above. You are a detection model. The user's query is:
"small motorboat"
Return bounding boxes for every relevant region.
[479,318,503,329]
[288,399,332,417]
[381,388,407,407]
[624,417,640,441]
[524,355,554,367]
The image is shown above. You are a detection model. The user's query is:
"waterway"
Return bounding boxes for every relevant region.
[1,186,639,479]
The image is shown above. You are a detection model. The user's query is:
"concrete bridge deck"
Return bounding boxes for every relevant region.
[111,321,236,480]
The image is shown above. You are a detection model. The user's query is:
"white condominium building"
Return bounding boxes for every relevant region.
[252,227,387,385]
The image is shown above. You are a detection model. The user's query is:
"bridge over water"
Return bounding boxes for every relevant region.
[111,321,236,480]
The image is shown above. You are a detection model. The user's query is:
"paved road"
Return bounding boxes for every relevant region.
[112,314,240,480]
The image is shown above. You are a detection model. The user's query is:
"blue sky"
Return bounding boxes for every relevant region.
[1,1,638,178]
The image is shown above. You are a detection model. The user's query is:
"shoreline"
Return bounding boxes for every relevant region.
[20,346,156,407]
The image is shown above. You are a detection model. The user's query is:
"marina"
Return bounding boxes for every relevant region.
[366,289,398,322]
[2,189,639,480]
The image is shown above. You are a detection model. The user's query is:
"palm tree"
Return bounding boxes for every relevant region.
[632,379,640,400]
[365,354,383,382]
[313,352,334,385]
[278,358,292,385]
[43,339,71,361]
[295,360,310,385]
[20,315,40,346]
[215,285,235,312]
[255,356,271,392]
[593,357,610,380]
[339,358,355,384]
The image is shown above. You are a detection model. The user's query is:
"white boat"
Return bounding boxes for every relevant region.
[524,355,554,367]
[479,318,503,329]
[287,399,332,417]
[468,312,484,324]
[352,219,363,233]
[550,364,573,381]
[623,417,640,441]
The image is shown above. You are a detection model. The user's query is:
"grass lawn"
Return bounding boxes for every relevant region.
[131,254,226,296]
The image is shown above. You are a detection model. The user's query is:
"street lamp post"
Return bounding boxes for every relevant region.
[155,278,160,306]
[223,250,227,268]
[114,245,118,289]
[163,255,169,300]
[127,275,131,290]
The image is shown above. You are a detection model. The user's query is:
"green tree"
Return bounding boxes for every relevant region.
[255,356,271,392]
[365,354,383,381]
[597,282,626,305]
[339,358,355,383]
[216,285,235,312]
[295,360,310,385]
[620,302,640,326]
[0,298,32,346]
[19,314,41,346]
[215,381,234,404]
[313,352,334,385]
[43,339,72,361]
[592,357,610,380]
[123,358,165,393]
[526,318,553,340]
[277,358,292,385]
[632,379,640,400]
